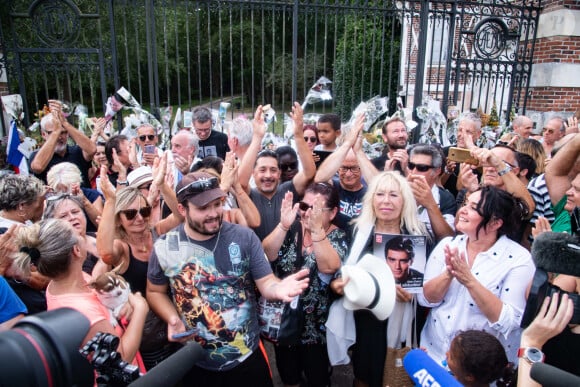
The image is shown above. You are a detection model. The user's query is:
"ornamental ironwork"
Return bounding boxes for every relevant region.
[29,0,81,47]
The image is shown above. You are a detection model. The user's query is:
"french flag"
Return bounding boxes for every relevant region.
[6,120,29,175]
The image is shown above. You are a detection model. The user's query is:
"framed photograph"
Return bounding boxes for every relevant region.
[373,233,427,293]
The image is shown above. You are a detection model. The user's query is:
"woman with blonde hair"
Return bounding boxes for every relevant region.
[13,218,148,369]
[97,164,183,369]
[517,138,547,176]
[331,171,430,387]
[46,161,103,232]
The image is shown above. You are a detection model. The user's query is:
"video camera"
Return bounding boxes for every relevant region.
[0,308,203,387]
[521,232,580,327]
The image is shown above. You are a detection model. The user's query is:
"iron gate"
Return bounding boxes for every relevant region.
[0,0,541,137]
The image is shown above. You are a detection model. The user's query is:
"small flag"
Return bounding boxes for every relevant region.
[7,120,29,175]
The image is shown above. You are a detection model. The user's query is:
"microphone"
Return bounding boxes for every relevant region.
[530,362,580,387]
[129,342,204,387]
[403,349,462,387]
[532,232,580,276]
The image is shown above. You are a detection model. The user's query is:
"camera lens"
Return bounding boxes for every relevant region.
[0,308,94,387]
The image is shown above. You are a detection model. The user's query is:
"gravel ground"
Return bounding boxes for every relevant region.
[264,341,354,387]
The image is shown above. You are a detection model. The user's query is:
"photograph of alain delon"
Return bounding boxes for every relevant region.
[373,233,427,293]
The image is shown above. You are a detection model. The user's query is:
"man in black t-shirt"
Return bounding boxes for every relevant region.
[192,106,230,160]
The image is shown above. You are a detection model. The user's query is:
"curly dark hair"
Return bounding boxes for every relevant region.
[472,185,529,240]
[452,330,516,386]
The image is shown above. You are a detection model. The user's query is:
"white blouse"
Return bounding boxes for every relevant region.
[418,235,535,365]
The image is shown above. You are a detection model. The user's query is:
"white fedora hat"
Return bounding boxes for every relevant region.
[341,253,396,321]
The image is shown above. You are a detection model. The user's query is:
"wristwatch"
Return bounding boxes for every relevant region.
[517,347,545,364]
[117,180,129,186]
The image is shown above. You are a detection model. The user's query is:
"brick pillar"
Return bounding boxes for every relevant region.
[527,1,580,131]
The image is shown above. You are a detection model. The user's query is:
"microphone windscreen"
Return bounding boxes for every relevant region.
[531,232,580,276]
[129,342,204,387]
[403,349,462,387]
[530,362,580,387]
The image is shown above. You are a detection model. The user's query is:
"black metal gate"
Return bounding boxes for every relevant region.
[0,0,541,137]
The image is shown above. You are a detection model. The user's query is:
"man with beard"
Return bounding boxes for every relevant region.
[30,100,96,187]
[371,116,409,175]
[239,103,316,240]
[147,171,310,386]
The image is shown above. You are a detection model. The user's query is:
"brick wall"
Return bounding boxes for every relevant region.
[533,36,580,64]
[527,87,580,111]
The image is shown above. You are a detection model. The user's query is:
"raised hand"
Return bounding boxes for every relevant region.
[280,191,299,231]
[99,165,116,200]
[290,102,304,136]
[252,105,266,139]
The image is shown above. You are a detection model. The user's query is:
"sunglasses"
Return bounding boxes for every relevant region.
[177,177,220,197]
[304,136,317,143]
[280,162,298,171]
[408,162,434,172]
[120,206,152,220]
[298,201,331,212]
[139,134,156,141]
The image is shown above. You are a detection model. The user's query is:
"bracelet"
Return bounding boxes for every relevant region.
[277,223,289,232]
[117,180,129,186]
[312,235,327,243]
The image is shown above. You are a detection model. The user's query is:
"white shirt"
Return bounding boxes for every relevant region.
[418,235,535,365]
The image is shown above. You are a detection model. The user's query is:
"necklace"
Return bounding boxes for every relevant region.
[129,231,150,253]
[186,226,222,254]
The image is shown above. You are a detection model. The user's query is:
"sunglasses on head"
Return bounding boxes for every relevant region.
[408,162,434,172]
[121,206,152,220]
[139,134,156,141]
[46,192,73,201]
[177,177,220,197]
[304,136,317,143]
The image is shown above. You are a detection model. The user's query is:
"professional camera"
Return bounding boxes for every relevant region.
[521,232,580,327]
[0,308,94,386]
[0,308,204,387]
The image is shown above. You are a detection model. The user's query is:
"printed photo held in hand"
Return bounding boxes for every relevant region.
[374,233,427,292]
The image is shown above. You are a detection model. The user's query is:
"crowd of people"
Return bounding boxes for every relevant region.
[0,98,578,387]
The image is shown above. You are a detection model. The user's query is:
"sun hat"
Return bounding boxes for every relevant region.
[341,253,396,321]
[127,166,153,188]
[175,171,226,207]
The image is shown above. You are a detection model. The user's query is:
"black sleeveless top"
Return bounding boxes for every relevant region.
[122,245,149,295]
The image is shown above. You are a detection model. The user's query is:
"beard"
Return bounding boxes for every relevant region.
[186,211,222,236]
[388,141,407,150]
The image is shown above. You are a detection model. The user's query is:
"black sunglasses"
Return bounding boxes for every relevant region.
[408,162,434,172]
[280,162,298,171]
[177,177,220,197]
[120,206,152,220]
[139,134,156,141]
[298,201,331,212]
[304,136,317,143]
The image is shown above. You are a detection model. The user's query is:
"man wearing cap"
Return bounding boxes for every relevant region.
[30,100,96,188]
[192,106,230,160]
[147,172,309,385]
